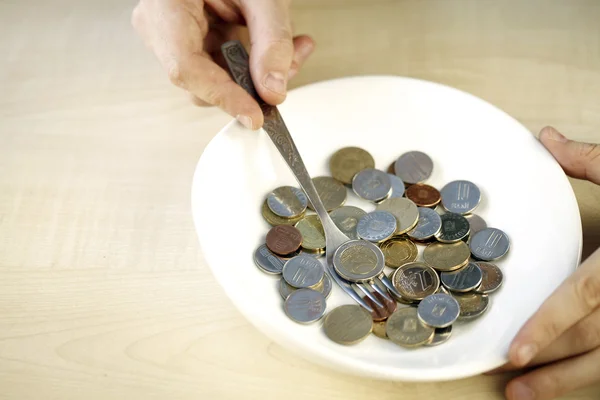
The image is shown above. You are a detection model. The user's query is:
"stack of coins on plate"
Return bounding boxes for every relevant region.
[253,146,510,349]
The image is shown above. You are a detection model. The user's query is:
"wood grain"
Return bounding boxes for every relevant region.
[0,0,599,399]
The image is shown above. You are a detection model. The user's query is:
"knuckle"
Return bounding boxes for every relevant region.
[534,373,563,397]
[576,274,600,311]
[202,83,226,107]
[542,319,563,342]
[578,142,600,161]
[574,318,600,349]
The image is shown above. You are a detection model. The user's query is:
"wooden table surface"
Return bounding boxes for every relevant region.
[1,0,599,399]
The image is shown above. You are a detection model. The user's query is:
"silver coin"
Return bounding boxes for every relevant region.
[417,293,460,328]
[435,212,471,243]
[425,326,453,347]
[465,214,487,236]
[282,254,324,288]
[329,206,367,240]
[333,239,386,282]
[441,262,483,292]
[470,228,510,261]
[387,173,406,198]
[279,273,332,300]
[284,288,326,324]
[253,244,285,274]
[440,180,481,215]
[407,207,442,241]
[267,186,308,218]
[356,211,397,243]
[394,151,433,185]
[352,168,392,202]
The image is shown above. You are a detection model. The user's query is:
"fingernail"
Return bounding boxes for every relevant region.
[510,381,535,400]
[517,344,537,366]
[543,127,568,143]
[236,114,253,130]
[263,72,287,95]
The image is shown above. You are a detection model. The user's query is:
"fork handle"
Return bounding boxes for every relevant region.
[221,40,332,225]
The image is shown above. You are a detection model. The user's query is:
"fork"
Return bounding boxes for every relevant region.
[221,40,402,313]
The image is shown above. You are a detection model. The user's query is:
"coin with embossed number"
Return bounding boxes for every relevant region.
[309,176,347,211]
[454,292,490,320]
[391,262,440,301]
[406,184,441,208]
[435,212,471,243]
[380,237,418,268]
[323,304,373,345]
[282,254,324,288]
[267,186,308,218]
[387,173,406,198]
[295,215,326,252]
[440,180,481,215]
[417,293,460,328]
[363,292,398,321]
[386,307,435,348]
[329,147,375,185]
[423,241,470,272]
[279,273,332,300]
[408,207,442,241]
[356,211,397,243]
[465,214,487,236]
[394,151,434,185]
[375,197,419,235]
[261,200,304,226]
[352,168,392,202]
[333,240,386,282]
[284,288,326,324]
[329,206,367,240]
[441,262,483,292]
[265,225,303,256]
[474,262,503,294]
[253,244,285,274]
[470,227,510,261]
[425,326,453,347]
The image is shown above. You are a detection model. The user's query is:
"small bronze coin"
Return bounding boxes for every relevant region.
[329,147,375,185]
[405,184,442,208]
[372,321,388,339]
[386,307,435,348]
[474,262,504,294]
[295,215,326,251]
[265,225,303,256]
[362,292,398,322]
[423,241,471,272]
[391,262,440,301]
[261,200,304,226]
[323,304,373,345]
[435,212,471,243]
[454,292,490,320]
[309,176,347,211]
[380,237,418,268]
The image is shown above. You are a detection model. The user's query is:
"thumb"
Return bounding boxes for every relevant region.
[239,0,294,105]
[539,126,600,185]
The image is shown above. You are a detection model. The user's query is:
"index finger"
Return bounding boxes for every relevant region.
[508,248,600,367]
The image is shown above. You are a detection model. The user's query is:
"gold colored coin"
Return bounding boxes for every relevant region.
[329,147,375,185]
[375,197,419,235]
[380,238,418,268]
[372,321,388,339]
[391,262,440,301]
[262,200,304,226]
[423,241,470,272]
[386,307,434,348]
[454,293,489,320]
[295,215,326,251]
[309,176,347,211]
[323,304,373,345]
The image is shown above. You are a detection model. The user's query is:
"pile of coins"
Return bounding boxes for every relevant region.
[253,147,510,348]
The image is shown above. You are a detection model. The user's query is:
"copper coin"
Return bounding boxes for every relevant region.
[265,225,303,256]
[387,161,395,174]
[405,184,441,208]
[362,292,398,322]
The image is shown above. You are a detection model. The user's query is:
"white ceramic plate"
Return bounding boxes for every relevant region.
[192,76,582,381]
